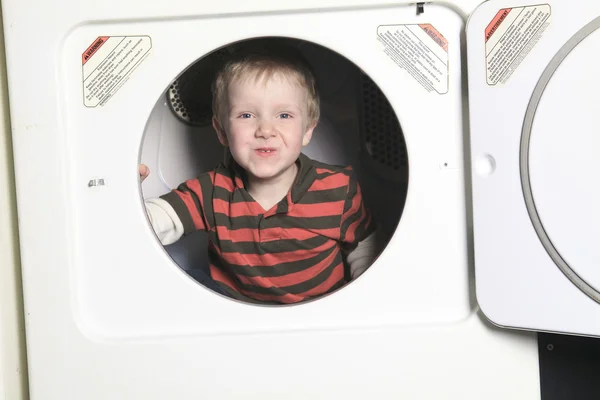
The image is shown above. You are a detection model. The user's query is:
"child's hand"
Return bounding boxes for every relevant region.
[139,164,150,182]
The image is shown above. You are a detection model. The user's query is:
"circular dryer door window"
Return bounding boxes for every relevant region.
[139,37,407,305]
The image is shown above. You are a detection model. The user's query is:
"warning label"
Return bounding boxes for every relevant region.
[378,24,449,94]
[485,5,551,86]
[82,36,152,107]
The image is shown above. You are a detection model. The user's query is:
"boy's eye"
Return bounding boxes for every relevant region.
[239,113,252,119]
[279,113,291,119]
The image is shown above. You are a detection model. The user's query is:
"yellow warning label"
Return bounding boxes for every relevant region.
[82,36,152,107]
[378,24,449,94]
[485,5,551,86]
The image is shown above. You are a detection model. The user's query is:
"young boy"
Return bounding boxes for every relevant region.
[141,44,379,304]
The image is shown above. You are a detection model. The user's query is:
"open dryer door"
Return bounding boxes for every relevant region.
[467,0,600,336]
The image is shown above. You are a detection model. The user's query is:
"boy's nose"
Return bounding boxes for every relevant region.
[256,120,277,139]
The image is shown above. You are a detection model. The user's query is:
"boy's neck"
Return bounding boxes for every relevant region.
[247,163,298,211]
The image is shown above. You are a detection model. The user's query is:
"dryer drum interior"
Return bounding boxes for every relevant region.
[140,37,409,302]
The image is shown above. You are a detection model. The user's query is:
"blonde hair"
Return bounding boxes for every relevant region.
[212,42,320,128]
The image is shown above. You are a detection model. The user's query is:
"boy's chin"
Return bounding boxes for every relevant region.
[248,165,294,181]
[248,169,281,180]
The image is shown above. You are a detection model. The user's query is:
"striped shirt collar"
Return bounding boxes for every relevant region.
[225,151,316,207]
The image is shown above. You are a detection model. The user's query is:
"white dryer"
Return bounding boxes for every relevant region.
[1,0,596,398]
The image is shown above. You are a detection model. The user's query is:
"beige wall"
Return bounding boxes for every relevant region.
[0,6,29,400]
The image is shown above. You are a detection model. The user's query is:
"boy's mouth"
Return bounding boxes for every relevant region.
[255,147,277,158]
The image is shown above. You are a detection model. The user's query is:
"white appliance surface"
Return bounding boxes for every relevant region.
[2,0,541,398]
[468,0,600,335]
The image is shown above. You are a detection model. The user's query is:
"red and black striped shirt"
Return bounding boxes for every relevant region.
[161,153,373,304]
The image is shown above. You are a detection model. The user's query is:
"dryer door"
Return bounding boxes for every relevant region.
[467,0,600,336]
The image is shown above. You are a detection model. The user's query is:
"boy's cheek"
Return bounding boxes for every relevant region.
[230,120,257,133]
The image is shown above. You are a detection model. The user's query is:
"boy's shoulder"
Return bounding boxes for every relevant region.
[297,155,358,201]
[303,155,356,184]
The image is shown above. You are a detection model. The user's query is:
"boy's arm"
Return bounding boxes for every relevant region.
[145,198,184,245]
[340,174,380,279]
[345,230,382,279]
[140,164,212,245]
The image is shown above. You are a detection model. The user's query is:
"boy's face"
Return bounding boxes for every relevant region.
[213,73,315,183]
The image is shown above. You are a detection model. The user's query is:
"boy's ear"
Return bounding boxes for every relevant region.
[212,117,228,146]
[302,121,317,147]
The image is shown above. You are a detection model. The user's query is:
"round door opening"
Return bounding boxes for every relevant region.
[140,37,408,305]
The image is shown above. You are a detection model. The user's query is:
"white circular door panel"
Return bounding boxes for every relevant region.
[468,0,600,336]
[525,23,600,300]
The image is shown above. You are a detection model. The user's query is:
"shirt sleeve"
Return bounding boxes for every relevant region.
[339,175,375,248]
[346,231,380,279]
[145,198,185,245]
[159,172,215,235]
